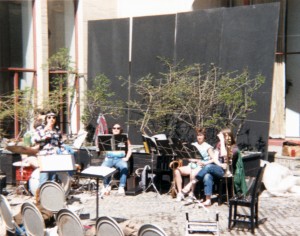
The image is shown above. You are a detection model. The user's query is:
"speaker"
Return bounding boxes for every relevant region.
[0,151,21,184]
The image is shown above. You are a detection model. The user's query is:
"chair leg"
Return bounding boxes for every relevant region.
[250,204,255,234]
[233,204,237,228]
[255,202,259,227]
[218,179,223,206]
[228,202,233,230]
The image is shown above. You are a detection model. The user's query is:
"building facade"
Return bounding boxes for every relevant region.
[0,0,299,143]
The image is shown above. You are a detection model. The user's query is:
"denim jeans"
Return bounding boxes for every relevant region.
[101,157,128,187]
[196,164,224,196]
[39,172,56,187]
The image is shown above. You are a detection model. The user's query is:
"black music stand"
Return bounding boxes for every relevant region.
[170,138,193,160]
[156,139,175,157]
[113,134,128,152]
[80,166,117,219]
[142,135,160,195]
[98,134,113,151]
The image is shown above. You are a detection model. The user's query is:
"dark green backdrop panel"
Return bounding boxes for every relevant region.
[175,9,223,66]
[130,14,176,143]
[219,3,280,152]
[175,3,280,154]
[88,18,130,130]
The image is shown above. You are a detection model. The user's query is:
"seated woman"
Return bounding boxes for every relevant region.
[100,123,132,196]
[184,128,246,206]
[174,128,214,202]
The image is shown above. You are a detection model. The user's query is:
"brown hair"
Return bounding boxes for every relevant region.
[195,127,206,138]
[111,123,123,134]
[221,128,236,145]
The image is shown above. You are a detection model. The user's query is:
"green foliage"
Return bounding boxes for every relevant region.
[0,88,35,134]
[81,74,124,126]
[126,59,265,136]
[47,47,74,71]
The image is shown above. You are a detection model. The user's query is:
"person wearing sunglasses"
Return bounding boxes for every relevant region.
[31,111,64,201]
[101,123,132,196]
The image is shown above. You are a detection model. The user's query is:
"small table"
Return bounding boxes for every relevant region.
[80,166,118,218]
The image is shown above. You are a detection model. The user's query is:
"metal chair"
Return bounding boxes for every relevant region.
[0,194,26,235]
[40,181,66,214]
[137,223,168,236]
[228,164,266,234]
[56,208,84,236]
[96,216,124,236]
[185,212,219,236]
[21,201,48,236]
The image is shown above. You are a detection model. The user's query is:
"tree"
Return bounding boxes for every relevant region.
[126,59,265,138]
[81,74,124,128]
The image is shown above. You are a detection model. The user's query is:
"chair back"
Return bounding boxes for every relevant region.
[0,194,15,232]
[21,201,45,236]
[96,216,124,236]
[246,164,266,202]
[56,208,84,236]
[138,223,168,236]
[40,181,65,213]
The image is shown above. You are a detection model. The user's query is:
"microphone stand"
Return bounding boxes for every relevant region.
[144,147,160,196]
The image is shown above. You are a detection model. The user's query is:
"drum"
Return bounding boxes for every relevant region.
[57,172,71,196]
[29,168,40,196]
[14,162,34,182]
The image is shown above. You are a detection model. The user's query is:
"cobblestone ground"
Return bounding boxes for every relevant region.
[1,187,300,236]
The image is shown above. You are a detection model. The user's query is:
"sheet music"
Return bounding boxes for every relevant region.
[73,130,88,149]
[81,166,116,177]
[38,154,76,172]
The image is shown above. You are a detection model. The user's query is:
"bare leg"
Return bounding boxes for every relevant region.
[189,166,202,196]
[175,166,192,193]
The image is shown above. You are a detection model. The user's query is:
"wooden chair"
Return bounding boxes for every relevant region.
[228,164,266,234]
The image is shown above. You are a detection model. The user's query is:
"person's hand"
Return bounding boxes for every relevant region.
[122,157,129,162]
[220,163,227,169]
[197,161,205,166]
[217,132,225,142]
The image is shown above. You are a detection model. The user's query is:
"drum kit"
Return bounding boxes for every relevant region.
[4,143,72,197]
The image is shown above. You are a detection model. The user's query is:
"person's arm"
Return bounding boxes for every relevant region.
[212,149,227,169]
[217,132,227,157]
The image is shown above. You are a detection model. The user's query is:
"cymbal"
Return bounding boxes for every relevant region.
[6,145,39,156]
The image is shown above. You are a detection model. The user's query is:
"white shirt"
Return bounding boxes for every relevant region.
[191,141,212,161]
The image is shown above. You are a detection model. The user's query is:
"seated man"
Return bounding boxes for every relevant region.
[100,123,132,196]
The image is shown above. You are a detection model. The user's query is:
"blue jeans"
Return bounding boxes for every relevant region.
[39,172,56,187]
[196,164,224,196]
[101,157,128,188]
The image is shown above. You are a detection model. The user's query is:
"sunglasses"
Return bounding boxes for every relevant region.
[112,127,121,130]
[47,116,56,120]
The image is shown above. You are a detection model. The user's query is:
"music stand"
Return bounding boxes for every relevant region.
[80,166,117,219]
[113,134,128,152]
[142,135,160,195]
[98,134,113,151]
[170,138,193,159]
[156,139,175,157]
